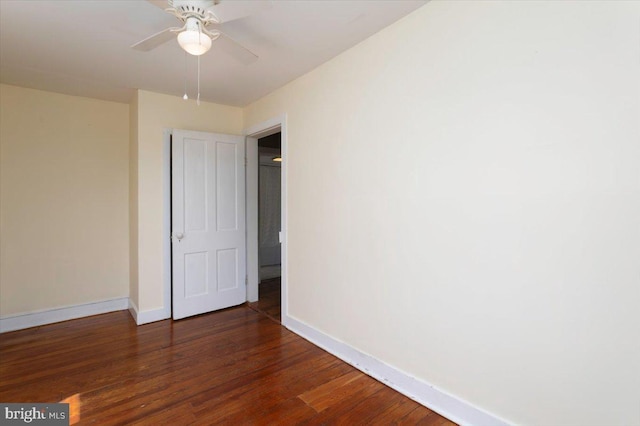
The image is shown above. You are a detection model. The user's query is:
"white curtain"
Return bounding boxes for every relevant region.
[259,165,281,265]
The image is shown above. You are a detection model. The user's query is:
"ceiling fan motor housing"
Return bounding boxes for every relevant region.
[169,0,216,22]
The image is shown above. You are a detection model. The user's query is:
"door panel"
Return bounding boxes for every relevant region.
[217,248,238,291]
[184,252,208,298]
[216,141,239,231]
[184,139,207,232]
[172,129,246,320]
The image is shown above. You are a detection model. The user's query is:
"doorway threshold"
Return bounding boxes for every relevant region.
[247,277,281,323]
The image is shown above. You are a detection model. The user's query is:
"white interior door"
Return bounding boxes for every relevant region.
[172,129,246,320]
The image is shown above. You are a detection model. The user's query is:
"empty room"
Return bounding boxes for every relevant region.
[1,1,638,425]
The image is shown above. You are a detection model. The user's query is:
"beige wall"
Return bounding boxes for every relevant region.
[244,1,640,425]
[0,84,129,316]
[129,91,139,309]
[132,90,243,312]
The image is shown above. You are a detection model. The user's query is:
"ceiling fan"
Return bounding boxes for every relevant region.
[131,0,261,64]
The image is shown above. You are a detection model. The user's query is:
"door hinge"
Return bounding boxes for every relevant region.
[244,157,248,167]
[245,276,248,286]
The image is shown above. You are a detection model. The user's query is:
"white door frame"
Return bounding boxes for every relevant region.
[244,114,288,325]
[162,129,173,320]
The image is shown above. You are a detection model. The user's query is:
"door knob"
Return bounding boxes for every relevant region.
[174,232,184,240]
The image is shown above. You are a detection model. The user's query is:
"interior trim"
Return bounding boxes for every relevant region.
[0,297,130,333]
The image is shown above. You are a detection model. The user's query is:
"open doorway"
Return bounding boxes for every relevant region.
[248,132,282,321]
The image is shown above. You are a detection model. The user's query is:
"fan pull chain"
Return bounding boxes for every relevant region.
[183,51,188,100]
[196,22,201,106]
[197,54,201,106]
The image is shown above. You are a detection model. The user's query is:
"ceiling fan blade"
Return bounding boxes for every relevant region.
[209,1,270,24]
[215,31,258,65]
[131,27,176,51]
[147,0,170,11]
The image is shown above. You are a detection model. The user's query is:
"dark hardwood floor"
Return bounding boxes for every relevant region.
[248,277,282,322]
[0,305,455,425]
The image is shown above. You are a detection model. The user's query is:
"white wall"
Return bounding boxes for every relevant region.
[129,91,139,310]
[0,84,130,316]
[244,1,640,425]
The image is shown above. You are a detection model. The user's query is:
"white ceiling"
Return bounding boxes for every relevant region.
[0,0,427,107]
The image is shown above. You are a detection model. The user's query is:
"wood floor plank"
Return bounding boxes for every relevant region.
[253,397,319,425]
[0,306,456,425]
[400,406,451,425]
[298,370,363,411]
[369,395,429,425]
[332,386,409,425]
[296,374,385,425]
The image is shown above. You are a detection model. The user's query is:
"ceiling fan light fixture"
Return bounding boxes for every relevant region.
[177,29,212,56]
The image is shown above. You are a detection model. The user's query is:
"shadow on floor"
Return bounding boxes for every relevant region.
[247,277,281,322]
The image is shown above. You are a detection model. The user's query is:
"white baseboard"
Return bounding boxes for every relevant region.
[0,297,130,333]
[128,299,170,325]
[283,315,511,426]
